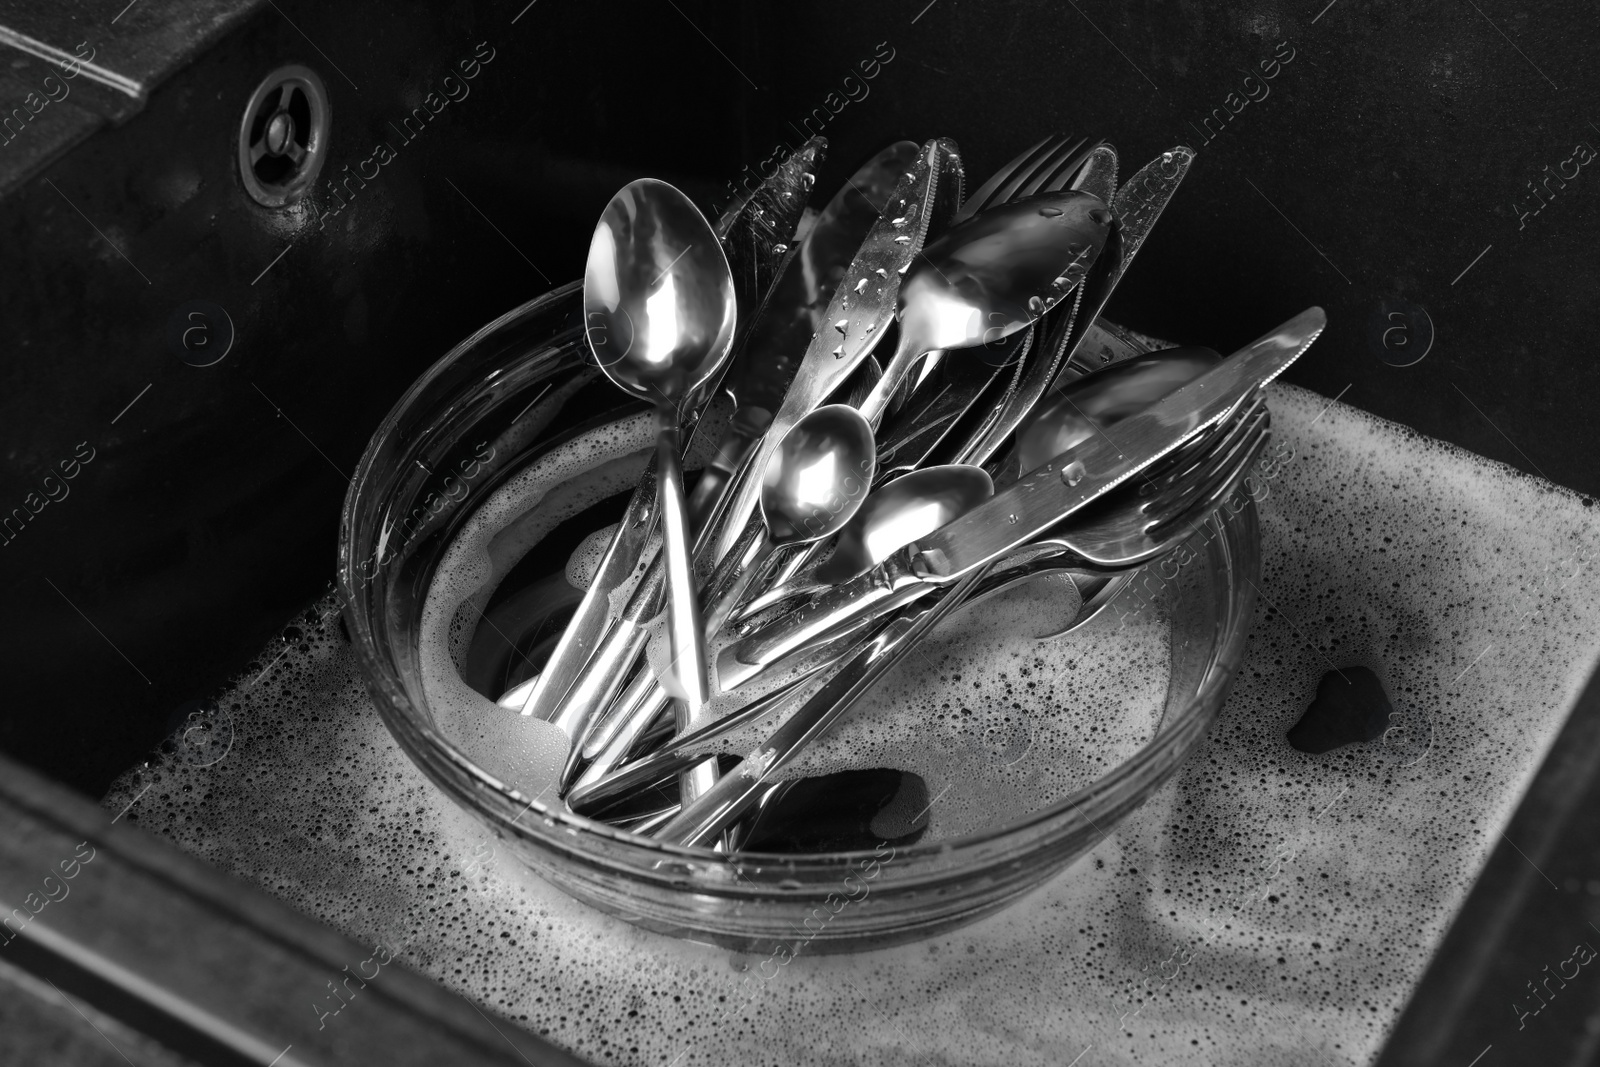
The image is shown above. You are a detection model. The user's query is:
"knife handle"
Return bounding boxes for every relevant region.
[518,452,659,722]
[716,554,929,691]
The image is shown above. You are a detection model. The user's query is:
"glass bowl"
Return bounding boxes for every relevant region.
[339,283,1261,953]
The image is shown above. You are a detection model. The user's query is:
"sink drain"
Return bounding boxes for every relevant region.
[237,64,330,208]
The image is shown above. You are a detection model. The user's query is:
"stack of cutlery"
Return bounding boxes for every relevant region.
[497,133,1325,850]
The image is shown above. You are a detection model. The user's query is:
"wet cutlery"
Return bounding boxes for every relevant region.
[545,141,960,755]
[688,142,921,524]
[852,190,1112,429]
[708,138,961,563]
[715,307,1327,689]
[583,179,736,720]
[674,403,875,804]
[736,463,994,619]
[956,146,1194,473]
[513,144,819,728]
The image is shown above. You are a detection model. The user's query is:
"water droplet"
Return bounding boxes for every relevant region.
[874,268,888,278]
[832,345,845,358]
[1090,208,1113,225]
[773,243,788,254]
[865,323,875,333]
[1039,206,1063,217]
[855,278,869,294]
[891,216,907,227]
[1007,514,1019,524]
[833,319,849,335]
[1028,295,1047,315]
[1161,151,1173,165]
[802,173,816,188]
[893,235,912,244]
[1061,461,1087,487]
[897,262,910,274]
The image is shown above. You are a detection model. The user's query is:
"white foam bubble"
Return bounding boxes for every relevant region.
[567,524,619,591]
[103,382,1600,1065]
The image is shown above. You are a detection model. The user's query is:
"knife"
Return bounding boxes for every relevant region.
[513,140,823,725]
[707,137,962,564]
[716,306,1327,689]
[688,141,924,525]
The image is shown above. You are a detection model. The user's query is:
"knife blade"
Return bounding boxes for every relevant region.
[716,306,1326,688]
[688,140,922,525]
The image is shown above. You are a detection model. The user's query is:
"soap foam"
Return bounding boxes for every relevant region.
[567,524,619,591]
[105,382,1600,1065]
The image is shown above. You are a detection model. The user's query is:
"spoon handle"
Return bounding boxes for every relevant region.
[573,517,763,762]
[853,332,923,429]
[655,567,990,848]
[655,408,709,717]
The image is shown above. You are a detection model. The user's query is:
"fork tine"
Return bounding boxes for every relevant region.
[1037,138,1098,195]
[951,134,1066,226]
[990,134,1080,205]
[1015,136,1090,199]
[1152,416,1272,539]
[1136,405,1262,518]
[1141,393,1267,499]
[1148,406,1270,532]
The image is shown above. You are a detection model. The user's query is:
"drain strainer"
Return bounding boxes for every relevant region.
[237,64,330,208]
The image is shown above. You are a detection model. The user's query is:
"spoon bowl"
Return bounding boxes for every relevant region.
[761,404,878,544]
[734,464,993,622]
[1016,346,1220,471]
[817,464,994,585]
[902,191,1112,351]
[584,178,737,404]
[584,178,737,735]
[856,190,1113,426]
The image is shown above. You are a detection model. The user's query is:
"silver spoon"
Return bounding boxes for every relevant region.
[736,464,994,621]
[584,178,736,725]
[569,405,876,798]
[853,190,1114,428]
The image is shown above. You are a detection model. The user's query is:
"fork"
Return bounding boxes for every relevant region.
[949,134,1093,227]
